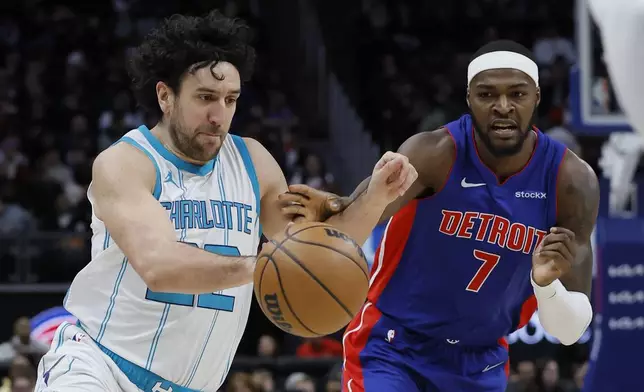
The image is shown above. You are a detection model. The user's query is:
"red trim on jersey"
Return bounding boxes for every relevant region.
[367,200,418,303]
[342,304,382,392]
[497,337,510,377]
[518,295,538,329]
[554,148,568,220]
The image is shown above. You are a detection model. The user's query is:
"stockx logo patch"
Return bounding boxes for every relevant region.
[515,191,547,199]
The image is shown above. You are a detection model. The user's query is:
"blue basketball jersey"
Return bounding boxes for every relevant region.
[367,114,568,346]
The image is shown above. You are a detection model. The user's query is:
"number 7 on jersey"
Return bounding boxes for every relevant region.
[466,250,501,292]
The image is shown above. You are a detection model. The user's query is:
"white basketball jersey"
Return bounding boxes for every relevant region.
[64,125,261,391]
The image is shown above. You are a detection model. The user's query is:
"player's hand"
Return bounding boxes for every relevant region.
[278,185,347,223]
[367,151,418,205]
[532,227,577,286]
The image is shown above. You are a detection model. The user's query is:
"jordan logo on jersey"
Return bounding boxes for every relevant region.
[160,199,255,233]
[438,210,547,254]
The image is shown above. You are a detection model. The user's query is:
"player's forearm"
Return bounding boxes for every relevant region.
[325,184,388,245]
[138,242,254,294]
[532,274,593,345]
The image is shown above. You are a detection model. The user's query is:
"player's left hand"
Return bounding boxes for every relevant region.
[531,227,577,286]
[278,185,347,223]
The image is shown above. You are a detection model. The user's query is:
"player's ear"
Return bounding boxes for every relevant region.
[466,88,471,108]
[156,81,174,115]
[535,86,541,107]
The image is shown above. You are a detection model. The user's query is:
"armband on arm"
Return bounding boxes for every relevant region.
[531,274,593,346]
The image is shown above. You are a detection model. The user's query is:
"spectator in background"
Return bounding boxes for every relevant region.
[226,372,258,392]
[284,372,315,392]
[0,355,35,392]
[250,369,275,392]
[289,153,335,192]
[0,318,48,367]
[8,376,35,392]
[324,362,343,392]
[296,337,343,358]
[257,334,279,358]
[507,360,537,392]
[0,196,36,236]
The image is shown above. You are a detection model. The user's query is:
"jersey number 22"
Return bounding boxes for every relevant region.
[144,243,239,311]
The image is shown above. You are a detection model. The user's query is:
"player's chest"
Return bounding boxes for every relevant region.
[158,168,258,238]
[431,183,552,256]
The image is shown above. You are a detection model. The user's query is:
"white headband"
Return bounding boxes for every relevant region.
[467,50,539,86]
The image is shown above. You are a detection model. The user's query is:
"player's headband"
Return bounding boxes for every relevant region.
[467,50,539,86]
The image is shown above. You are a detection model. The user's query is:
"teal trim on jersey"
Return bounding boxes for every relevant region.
[60,357,76,376]
[120,137,162,199]
[103,231,111,250]
[186,311,220,386]
[145,303,170,370]
[230,135,262,238]
[137,125,215,176]
[54,322,72,352]
[97,258,128,343]
[94,339,200,392]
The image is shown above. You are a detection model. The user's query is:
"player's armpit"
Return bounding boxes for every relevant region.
[242,137,293,240]
[555,151,600,297]
[92,143,254,294]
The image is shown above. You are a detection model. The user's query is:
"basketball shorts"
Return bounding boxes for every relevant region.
[342,304,509,392]
[35,322,140,392]
[35,322,202,392]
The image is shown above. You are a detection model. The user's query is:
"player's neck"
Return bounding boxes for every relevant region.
[150,123,210,166]
[475,131,537,179]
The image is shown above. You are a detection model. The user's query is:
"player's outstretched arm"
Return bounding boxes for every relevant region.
[245,136,419,245]
[530,151,599,345]
[279,130,454,238]
[92,143,255,294]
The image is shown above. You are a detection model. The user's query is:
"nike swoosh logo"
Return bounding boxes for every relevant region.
[482,361,505,372]
[461,178,486,188]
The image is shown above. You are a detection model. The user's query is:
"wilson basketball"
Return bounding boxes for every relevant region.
[254,222,370,337]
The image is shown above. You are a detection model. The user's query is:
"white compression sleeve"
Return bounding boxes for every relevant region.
[531,274,593,346]
[588,0,644,133]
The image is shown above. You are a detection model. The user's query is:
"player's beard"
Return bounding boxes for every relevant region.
[470,107,536,158]
[167,106,222,163]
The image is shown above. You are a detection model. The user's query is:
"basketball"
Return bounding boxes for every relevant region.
[254,222,370,337]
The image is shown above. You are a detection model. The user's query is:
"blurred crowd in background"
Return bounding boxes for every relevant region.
[0,0,605,391]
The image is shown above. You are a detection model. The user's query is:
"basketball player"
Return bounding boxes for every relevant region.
[34,11,417,392]
[281,40,599,391]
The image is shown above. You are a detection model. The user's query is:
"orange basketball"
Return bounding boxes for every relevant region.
[254,222,370,337]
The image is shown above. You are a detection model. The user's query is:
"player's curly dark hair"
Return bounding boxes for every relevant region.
[127,10,256,115]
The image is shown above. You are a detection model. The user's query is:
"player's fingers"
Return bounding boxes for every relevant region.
[278,192,308,205]
[287,184,314,198]
[540,233,571,246]
[390,161,410,187]
[400,166,418,195]
[374,151,395,170]
[281,204,309,219]
[549,227,575,241]
[538,242,574,263]
[541,233,576,257]
[378,157,404,179]
[325,197,343,212]
[292,215,307,224]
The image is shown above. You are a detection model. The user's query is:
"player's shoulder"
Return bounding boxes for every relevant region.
[399,128,456,186]
[231,136,279,197]
[92,140,157,191]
